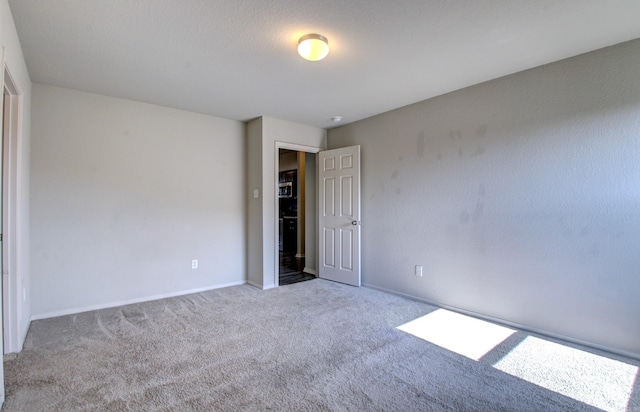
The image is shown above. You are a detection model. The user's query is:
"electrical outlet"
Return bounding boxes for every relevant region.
[415,265,423,277]
[192,260,198,269]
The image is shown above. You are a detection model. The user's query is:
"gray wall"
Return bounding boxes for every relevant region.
[31,84,246,318]
[278,150,297,172]
[246,118,263,288]
[328,39,640,358]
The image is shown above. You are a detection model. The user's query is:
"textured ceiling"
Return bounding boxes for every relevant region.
[7,0,640,128]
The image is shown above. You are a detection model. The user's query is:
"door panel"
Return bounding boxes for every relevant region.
[319,146,361,286]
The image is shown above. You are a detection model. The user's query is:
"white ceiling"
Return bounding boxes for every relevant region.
[7,0,640,129]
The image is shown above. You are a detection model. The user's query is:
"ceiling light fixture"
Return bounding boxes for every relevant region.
[298,34,329,61]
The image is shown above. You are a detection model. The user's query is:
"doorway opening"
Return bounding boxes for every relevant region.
[277,149,316,286]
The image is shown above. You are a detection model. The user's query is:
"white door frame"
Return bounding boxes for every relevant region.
[273,142,321,287]
[2,62,22,354]
[0,45,4,406]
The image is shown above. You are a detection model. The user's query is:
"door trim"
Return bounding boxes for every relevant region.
[2,62,22,354]
[274,142,321,287]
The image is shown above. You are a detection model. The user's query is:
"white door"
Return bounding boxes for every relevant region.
[319,145,361,286]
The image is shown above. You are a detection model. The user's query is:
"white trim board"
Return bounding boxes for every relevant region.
[2,62,24,355]
[246,280,264,289]
[247,280,276,291]
[30,281,246,321]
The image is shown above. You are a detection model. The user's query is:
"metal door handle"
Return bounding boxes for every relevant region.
[351,221,361,225]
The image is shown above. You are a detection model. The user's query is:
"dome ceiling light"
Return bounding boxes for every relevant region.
[297,34,329,61]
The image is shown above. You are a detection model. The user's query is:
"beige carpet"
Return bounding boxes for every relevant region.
[3,279,636,411]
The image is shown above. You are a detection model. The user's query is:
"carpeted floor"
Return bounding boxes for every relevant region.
[3,279,637,411]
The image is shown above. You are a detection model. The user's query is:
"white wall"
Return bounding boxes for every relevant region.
[247,116,325,289]
[328,39,640,358]
[31,84,246,318]
[1,0,32,356]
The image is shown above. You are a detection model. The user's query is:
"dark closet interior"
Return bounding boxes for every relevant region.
[279,150,315,285]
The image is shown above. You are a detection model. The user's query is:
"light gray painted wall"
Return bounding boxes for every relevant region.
[31,84,246,318]
[279,150,297,171]
[328,39,640,358]
[247,116,325,289]
[246,118,263,288]
[1,0,32,353]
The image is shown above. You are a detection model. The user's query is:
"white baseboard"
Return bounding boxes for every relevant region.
[363,282,640,361]
[246,280,263,289]
[246,280,278,290]
[31,280,246,321]
[303,267,317,275]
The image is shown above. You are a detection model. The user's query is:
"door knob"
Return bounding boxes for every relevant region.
[351,221,361,225]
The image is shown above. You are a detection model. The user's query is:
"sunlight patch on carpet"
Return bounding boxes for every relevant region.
[396,309,516,361]
[397,309,638,411]
[493,336,637,411]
